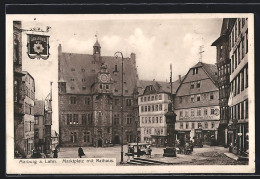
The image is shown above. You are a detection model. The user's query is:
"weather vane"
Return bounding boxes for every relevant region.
[199,45,205,62]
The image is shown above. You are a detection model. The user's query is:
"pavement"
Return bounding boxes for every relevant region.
[57,145,248,165]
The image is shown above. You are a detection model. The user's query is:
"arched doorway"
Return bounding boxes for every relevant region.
[114,135,120,144]
[98,139,102,147]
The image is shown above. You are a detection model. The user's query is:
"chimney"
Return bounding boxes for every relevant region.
[178,75,182,83]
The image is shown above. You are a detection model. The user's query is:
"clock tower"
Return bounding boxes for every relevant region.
[91,63,114,147]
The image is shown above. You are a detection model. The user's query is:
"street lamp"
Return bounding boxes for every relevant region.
[114,51,124,164]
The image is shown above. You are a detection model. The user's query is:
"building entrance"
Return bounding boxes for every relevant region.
[98,139,102,147]
[114,135,120,144]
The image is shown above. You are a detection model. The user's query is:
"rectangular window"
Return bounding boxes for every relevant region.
[245,100,248,119]
[126,114,132,124]
[126,99,132,106]
[197,109,201,116]
[71,68,75,71]
[204,108,208,116]
[238,103,240,120]
[155,95,158,100]
[148,96,150,101]
[245,65,248,88]
[186,122,189,129]
[70,96,77,104]
[190,82,195,89]
[159,95,162,100]
[144,97,147,102]
[67,114,73,125]
[152,105,154,111]
[211,108,215,115]
[151,96,154,101]
[191,123,195,129]
[238,44,241,64]
[141,106,144,112]
[196,81,201,88]
[242,37,245,59]
[241,101,244,119]
[114,114,119,125]
[191,95,194,102]
[238,74,240,94]
[246,30,248,54]
[180,122,183,129]
[198,122,202,128]
[185,110,189,117]
[82,114,86,125]
[160,117,163,123]
[235,49,237,69]
[211,122,215,128]
[197,95,200,102]
[180,111,183,118]
[155,105,158,111]
[35,117,39,125]
[159,104,162,111]
[191,109,194,117]
[71,86,75,90]
[141,97,143,102]
[179,97,182,103]
[145,106,147,112]
[73,114,78,124]
[148,106,151,112]
[241,70,244,91]
[205,122,208,128]
[210,93,214,100]
[232,55,234,72]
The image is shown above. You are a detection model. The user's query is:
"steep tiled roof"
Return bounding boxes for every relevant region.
[202,63,218,83]
[191,62,218,84]
[138,77,184,96]
[59,46,138,96]
[34,100,45,115]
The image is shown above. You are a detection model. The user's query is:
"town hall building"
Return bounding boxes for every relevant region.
[58,39,139,147]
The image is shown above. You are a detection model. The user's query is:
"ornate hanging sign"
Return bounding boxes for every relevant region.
[27,34,50,60]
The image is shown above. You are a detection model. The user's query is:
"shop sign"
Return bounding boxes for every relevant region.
[27,34,50,60]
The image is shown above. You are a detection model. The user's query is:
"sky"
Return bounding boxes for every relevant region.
[18,15,223,132]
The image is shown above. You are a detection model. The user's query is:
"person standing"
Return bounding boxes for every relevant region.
[53,148,58,158]
[78,146,85,158]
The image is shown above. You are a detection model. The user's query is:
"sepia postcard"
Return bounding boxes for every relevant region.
[6,13,255,174]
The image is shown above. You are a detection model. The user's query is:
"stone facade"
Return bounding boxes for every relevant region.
[58,40,138,147]
[174,62,220,145]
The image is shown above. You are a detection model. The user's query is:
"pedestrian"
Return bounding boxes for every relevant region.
[148,145,152,158]
[190,140,194,152]
[145,146,149,158]
[53,148,58,158]
[78,146,85,158]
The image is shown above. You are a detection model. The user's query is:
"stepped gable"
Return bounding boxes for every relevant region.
[34,100,45,115]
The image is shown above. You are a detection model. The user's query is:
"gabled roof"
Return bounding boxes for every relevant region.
[34,100,45,115]
[176,62,218,95]
[138,77,184,96]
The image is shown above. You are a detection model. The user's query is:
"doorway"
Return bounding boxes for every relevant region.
[98,139,102,147]
[114,135,120,144]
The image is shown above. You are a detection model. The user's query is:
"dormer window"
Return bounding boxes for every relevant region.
[82,78,86,82]
[192,67,198,75]
[82,86,86,90]
[82,69,85,72]
[71,68,75,71]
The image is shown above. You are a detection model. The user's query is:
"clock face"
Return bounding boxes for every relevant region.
[100,74,108,82]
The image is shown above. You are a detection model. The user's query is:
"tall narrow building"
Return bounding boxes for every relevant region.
[228,18,249,157]
[211,18,234,146]
[58,39,139,147]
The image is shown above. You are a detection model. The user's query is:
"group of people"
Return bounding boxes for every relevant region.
[176,138,194,155]
[127,145,152,158]
[52,146,85,158]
